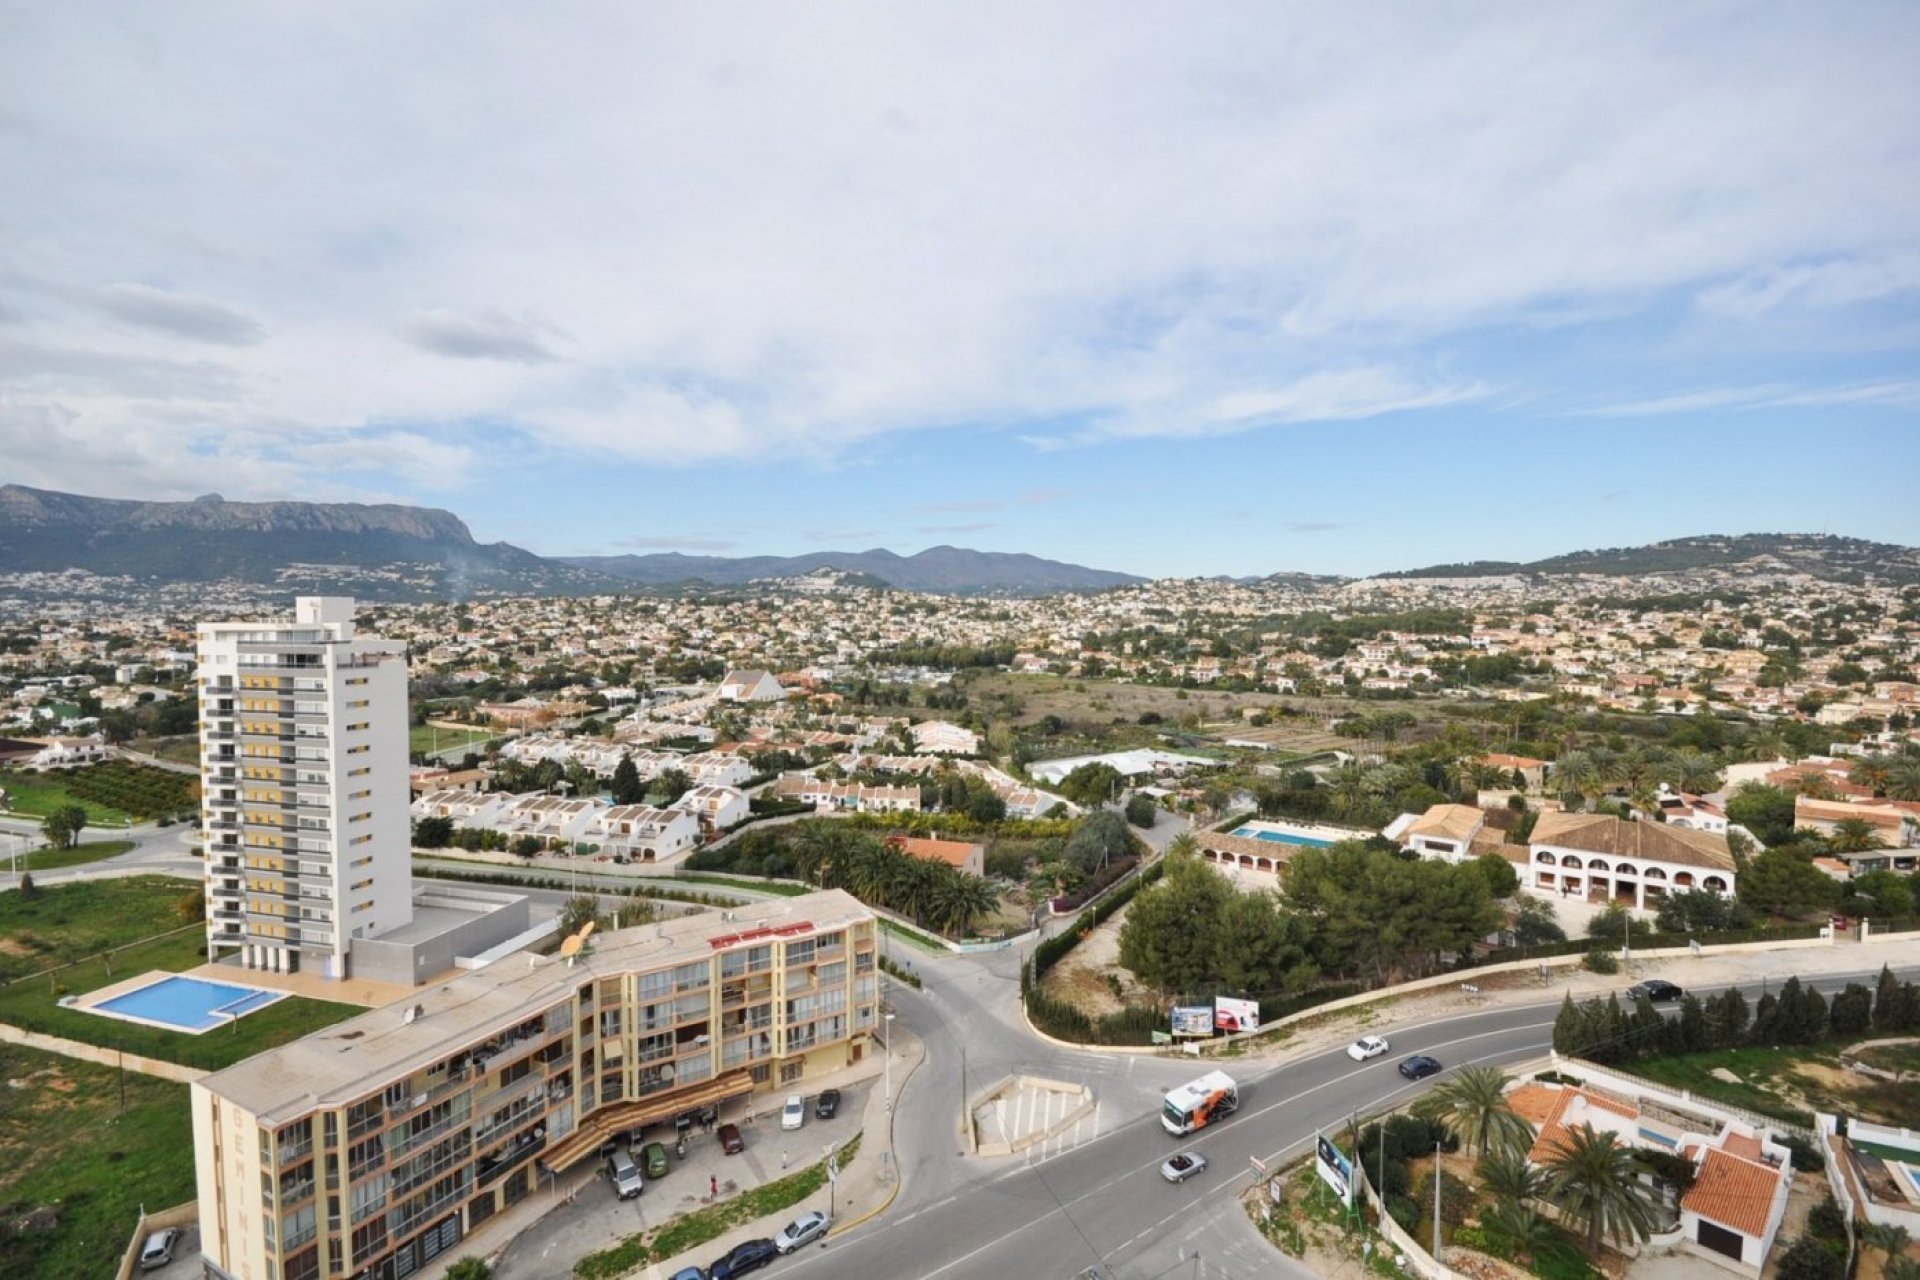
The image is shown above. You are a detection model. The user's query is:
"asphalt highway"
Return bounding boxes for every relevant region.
[781,962,1917,1280]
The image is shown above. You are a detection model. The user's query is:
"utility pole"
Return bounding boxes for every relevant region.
[1433,1142,1443,1262]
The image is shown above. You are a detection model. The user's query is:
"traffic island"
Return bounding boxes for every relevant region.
[968,1074,1094,1156]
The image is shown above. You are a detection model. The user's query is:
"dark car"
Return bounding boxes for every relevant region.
[708,1237,778,1280]
[815,1088,842,1120]
[667,1269,708,1280]
[1628,979,1684,1003]
[1398,1055,1443,1080]
[718,1122,746,1155]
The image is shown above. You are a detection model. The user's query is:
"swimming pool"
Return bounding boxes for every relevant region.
[89,974,287,1034]
[1230,826,1335,848]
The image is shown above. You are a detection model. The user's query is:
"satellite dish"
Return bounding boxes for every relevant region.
[579,920,597,940]
[560,934,583,959]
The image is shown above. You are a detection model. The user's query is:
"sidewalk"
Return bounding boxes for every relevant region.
[436,1028,925,1280]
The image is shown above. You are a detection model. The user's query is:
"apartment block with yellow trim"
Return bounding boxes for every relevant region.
[199,597,413,980]
[192,890,880,1280]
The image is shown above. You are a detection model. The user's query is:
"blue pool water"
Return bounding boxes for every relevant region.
[1230,826,1334,847]
[93,975,285,1033]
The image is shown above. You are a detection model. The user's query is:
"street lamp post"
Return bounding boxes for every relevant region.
[883,1012,896,1111]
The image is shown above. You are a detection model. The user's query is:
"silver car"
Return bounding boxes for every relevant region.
[773,1209,830,1253]
[139,1228,180,1270]
[1161,1151,1208,1184]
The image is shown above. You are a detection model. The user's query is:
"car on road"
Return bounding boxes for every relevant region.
[708,1237,778,1279]
[1628,979,1684,1003]
[773,1209,830,1253]
[139,1228,180,1270]
[718,1122,746,1155]
[815,1087,842,1119]
[1161,1151,1208,1183]
[1347,1034,1390,1061]
[781,1093,806,1130]
[1398,1055,1443,1080]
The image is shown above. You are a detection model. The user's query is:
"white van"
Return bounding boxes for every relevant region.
[607,1147,644,1199]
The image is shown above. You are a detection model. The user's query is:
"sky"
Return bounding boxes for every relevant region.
[2,3,1918,579]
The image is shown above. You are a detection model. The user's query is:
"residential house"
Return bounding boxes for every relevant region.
[910,721,981,756]
[1527,812,1737,908]
[26,734,108,768]
[716,669,787,703]
[672,784,750,833]
[884,835,984,877]
[591,804,702,863]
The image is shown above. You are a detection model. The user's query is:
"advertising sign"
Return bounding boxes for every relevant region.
[1169,1005,1215,1037]
[1315,1134,1353,1204]
[1214,995,1261,1034]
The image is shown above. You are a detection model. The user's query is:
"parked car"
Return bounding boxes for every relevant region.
[139,1228,180,1271]
[708,1237,778,1280]
[607,1147,644,1200]
[1398,1055,1443,1080]
[773,1209,830,1253]
[640,1141,671,1179]
[1627,979,1684,1003]
[1161,1151,1208,1184]
[815,1087,842,1119]
[1347,1035,1390,1061]
[781,1093,806,1130]
[718,1122,746,1155]
[667,1269,708,1280]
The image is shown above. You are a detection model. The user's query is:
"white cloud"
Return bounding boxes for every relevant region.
[0,3,1916,493]
[1586,380,1920,417]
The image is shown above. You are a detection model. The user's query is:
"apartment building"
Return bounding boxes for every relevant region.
[192,890,879,1280]
[199,598,412,980]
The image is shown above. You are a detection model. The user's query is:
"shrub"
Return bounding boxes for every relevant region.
[1583,949,1619,975]
[1776,1237,1845,1280]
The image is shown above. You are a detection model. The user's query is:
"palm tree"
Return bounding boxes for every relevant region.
[1413,1066,1532,1158]
[1476,1146,1552,1205]
[1163,831,1198,862]
[1480,1202,1560,1266]
[1885,756,1920,803]
[1830,817,1885,854]
[1849,755,1893,795]
[929,872,997,936]
[1539,1123,1661,1257]
[1672,750,1724,796]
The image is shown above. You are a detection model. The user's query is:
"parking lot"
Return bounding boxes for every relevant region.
[493,1082,869,1280]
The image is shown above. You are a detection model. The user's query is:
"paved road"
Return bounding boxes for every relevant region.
[787,960,1918,1280]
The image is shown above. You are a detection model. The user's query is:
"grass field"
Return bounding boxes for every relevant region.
[0,768,130,824]
[0,1041,196,1280]
[0,877,362,1068]
[11,838,136,874]
[129,735,202,767]
[1623,1042,1920,1130]
[409,723,495,756]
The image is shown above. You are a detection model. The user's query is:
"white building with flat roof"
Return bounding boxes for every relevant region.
[198,597,412,980]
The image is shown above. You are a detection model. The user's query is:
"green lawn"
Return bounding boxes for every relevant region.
[409,724,495,756]
[1623,1042,1920,1130]
[0,878,362,1068]
[0,1042,197,1280]
[0,768,129,824]
[11,838,136,874]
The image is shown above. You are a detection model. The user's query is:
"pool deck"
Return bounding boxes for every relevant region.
[183,962,422,1009]
[70,970,289,1036]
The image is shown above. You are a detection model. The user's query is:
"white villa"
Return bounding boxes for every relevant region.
[717,669,787,703]
[1527,812,1737,909]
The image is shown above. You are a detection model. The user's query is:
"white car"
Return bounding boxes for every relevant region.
[780,1093,806,1131]
[1347,1034,1390,1062]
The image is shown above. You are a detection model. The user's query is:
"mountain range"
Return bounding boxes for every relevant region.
[1,485,1913,597]
[561,547,1142,593]
[1390,533,1920,585]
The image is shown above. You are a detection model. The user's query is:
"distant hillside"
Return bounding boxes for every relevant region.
[1388,534,1920,585]
[0,484,625,599]
[563,545,1144,594]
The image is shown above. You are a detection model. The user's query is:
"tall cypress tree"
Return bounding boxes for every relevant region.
[1873,964,1900,1031]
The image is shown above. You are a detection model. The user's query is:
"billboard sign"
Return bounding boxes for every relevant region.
[1214,996,1261,1034]
[1315,1134,1353,1204]
[1169,1005,1215,1037]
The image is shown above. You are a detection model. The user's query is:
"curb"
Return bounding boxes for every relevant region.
[828,1028,927,1237]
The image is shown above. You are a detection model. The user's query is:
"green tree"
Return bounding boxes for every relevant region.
[175,888,206,925]
[412,815,454,848]
[445,1258,493,1280]
[1471,852,1520,899]
[1725,784,1797,846]
[557,894,602,938]
[1477,1147,1552,1205]
[1829,982,1873,1036]
[1774,1237,1845,1280]
[1124,793,1158,828]
[1210,891,1315,995]
[610,756,644,806]
[1480,1202,1559,1266]
[1875,964,1904,1031]
[651,768,693,804]
[1828,817,1884,853]
[1118,851,1232,994]
[1058,762,1124,807]
[1739,847,1840,919]
[40,803,88,850]
[1063,811,1130,876]
[1413,1065,1531,1158]
[1540,1123,1661,1257]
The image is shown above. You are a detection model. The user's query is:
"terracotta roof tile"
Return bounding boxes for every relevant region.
[1682,1147,1783,1238]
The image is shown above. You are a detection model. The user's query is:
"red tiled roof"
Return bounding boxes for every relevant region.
[1682,1146,1782,1238]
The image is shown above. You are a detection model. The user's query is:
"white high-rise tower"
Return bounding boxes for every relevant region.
[198,597,411,980]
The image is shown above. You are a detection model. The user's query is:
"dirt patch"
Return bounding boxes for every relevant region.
[0,938,32,957]
[1038,901,1151,1016]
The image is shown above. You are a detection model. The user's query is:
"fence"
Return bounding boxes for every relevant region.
[111,1200,197,1280]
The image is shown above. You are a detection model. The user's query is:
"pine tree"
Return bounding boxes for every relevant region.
[1553,993,1584,1056]
[1676,994,1707,1053]
[1874,964,1901,1031]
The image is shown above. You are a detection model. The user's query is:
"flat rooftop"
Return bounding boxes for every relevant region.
[200,888,872,1125]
